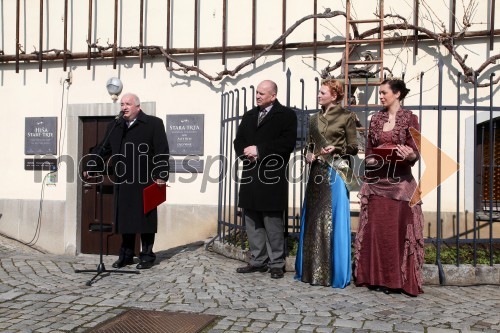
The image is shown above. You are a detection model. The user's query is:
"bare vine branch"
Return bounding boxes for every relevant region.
[7,4,498,87]
[116,9,348,82]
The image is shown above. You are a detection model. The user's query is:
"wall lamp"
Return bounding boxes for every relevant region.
[106,77,123,102]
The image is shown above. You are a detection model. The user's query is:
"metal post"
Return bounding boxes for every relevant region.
[234,89,240,248]
[473,72,478,265]
[228,91,235,244]
[490,0,496,50]
[286,69,291,107]
[456,72,461,266]
[206,93,227,250]
[63,0,68,71]
[436,58,445,284]
[282,0,286,62]
[222,0,226,66]
[414,0,419,55]
[113,0,118,69]
[451,0,456,36]
[87,0,93,70]
[217,93,226,242]
[15,0,20,73]
[488,73,496,265]
[222,92,230,243]
[38,0,43,72]
[252,0,256,60]
[418,72,424,182]
[194,0,198,66]
[250,85,255,109]
[313,0,317,61]
[139,0,144,68]
[314,77,319,110]
[166,0,171,67]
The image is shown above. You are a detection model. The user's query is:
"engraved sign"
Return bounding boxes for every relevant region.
[166,114,204,156]
[24,158,57,171]
[25,117,57,155]
[169,158,204,173]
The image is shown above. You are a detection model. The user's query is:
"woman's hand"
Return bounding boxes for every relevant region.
[365,157,378,166]
[320,145,335,155]
[305,152,315,164]
[396,144,416,161]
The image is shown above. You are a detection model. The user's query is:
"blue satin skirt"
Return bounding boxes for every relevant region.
[295,163,351,288]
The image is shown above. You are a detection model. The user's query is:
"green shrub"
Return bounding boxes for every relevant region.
[424,243,500,265]
[223,233,500,265]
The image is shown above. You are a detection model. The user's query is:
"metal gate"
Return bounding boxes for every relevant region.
[215,64,500,279]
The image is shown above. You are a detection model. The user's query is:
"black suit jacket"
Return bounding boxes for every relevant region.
[233,100,297,211]
[87,110,170,234]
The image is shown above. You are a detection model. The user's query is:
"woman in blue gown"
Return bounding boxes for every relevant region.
[295,78,359,288]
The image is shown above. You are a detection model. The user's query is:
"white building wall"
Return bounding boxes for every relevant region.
[0,0,498,253]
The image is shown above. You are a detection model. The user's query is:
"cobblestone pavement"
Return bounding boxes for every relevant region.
[0,235,499,333]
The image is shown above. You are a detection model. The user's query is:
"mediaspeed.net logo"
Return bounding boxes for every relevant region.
[409,127,459,207]
[29,131,459,199]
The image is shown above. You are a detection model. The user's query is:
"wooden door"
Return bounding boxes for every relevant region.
[80,117,139,255]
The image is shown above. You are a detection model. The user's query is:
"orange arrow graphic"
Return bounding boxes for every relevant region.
[409,127,460,207]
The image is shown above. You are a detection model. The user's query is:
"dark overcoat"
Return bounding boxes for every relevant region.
[233,100,297,211]
[91,110,170,234]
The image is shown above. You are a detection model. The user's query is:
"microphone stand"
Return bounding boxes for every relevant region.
[75,113,140,286]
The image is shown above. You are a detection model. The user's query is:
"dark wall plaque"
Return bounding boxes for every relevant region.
[169,158,204,173]
[24,158,57,171]
[166,114,204,156]
[25,117,57,155]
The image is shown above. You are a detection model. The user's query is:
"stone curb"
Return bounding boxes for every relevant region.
[211,240,500,286]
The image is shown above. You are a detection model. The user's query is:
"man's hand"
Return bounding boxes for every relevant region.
[83,171,100,179]
[155,179,166,187]
[243,145,258,162]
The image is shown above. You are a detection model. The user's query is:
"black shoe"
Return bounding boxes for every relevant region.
[112,258,134,268]
[236,264,267,273]
[269,267,284,279]
[367,285,381,291]
[381,287,400,295]
[136,261,154,269]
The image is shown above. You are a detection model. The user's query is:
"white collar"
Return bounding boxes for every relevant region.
[260,104,273,113]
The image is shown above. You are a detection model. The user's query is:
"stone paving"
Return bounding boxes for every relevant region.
[0,235,499,333]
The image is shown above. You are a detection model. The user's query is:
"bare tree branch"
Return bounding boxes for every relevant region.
[355,21,498,85]
[5,5,498,87]
[144,9,348,81]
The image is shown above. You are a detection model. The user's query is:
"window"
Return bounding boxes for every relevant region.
[477,118,500,213]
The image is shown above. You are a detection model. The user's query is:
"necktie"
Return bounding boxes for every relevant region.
[258,110,267,125]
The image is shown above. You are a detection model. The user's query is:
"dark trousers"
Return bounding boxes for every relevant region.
[244,209,285,269]
[119,233,156,263]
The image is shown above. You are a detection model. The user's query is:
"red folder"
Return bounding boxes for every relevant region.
[372,144,397,158]
[143,182,167,214]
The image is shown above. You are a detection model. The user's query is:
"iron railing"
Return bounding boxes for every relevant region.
[215,66,500,285]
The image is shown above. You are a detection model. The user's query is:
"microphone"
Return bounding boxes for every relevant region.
[115,111,124,121]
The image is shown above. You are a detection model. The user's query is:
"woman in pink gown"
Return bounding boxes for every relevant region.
[354,79,425,296]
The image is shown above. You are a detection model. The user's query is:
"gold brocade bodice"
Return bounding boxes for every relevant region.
[307,105,360,192]
[308,105,358,159]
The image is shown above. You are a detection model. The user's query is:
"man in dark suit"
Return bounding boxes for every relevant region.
[84,93,169,270]
[233,80,297,279]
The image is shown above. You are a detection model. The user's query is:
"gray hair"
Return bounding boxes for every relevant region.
[122,93,141,106]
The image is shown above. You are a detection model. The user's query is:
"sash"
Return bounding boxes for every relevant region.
[308,113,361,192]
